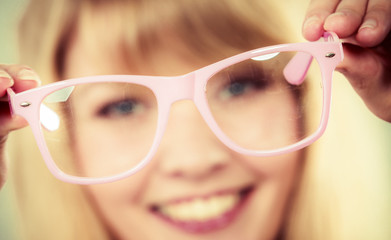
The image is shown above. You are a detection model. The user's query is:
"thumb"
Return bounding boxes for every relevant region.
[337,43,391,121]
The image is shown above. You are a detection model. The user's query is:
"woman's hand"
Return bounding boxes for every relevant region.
[303,0,391,122]
[0,65,40,188]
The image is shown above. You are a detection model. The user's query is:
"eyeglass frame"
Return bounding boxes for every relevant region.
[5,32,343,184]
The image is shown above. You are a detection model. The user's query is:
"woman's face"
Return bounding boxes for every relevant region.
[62,18,304,240]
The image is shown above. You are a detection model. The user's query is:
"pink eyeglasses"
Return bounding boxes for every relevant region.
[4,32,343,184]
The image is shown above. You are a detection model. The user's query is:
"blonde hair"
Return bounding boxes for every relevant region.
[6,0,391,239]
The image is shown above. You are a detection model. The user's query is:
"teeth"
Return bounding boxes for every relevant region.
[158,194,240,222]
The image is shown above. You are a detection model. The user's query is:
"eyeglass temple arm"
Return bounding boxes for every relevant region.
[283,32,340,85]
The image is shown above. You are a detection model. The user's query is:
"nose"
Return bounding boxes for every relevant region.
[154,100,231,180]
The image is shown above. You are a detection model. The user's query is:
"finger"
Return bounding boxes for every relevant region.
[337,43,391,121]
[0,70,14,97]
[0,102,28,138]
[0,64,41,92]
[324,0,368,38]
[0,113,28,135]
[337,44,381,92]
[303,0,340,41]
[0,64,39,136]
[356,0,391,47]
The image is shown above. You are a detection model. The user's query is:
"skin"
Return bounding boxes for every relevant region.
[0,65,39,187]
[303,0,391,121]
[0,0,389,186]
[60,18,303,239]
[0,0,389,238]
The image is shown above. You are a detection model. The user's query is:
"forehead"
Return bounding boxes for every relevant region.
[63,1,281,78]
[65,25,197,78]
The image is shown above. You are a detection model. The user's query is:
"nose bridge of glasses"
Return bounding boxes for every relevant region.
[163,72,196,104]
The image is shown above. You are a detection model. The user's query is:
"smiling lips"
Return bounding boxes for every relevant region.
[151,186,253,233]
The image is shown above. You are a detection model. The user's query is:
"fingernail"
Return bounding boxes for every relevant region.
[303,16,320,30]
[17,69,41,85]
[0,71,13,86]
[330,12,347,18]
[0,70,11,79]
[360,19,377,30]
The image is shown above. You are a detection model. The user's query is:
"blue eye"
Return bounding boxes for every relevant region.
[98,99,141,117]
[227,80,251,96]
[220,73,269,100]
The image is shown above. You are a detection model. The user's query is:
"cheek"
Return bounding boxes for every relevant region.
[221,150,303,240]
[211,89,302,151]
[85,172,149,206]
[242,150,304,181]
[72,119,155,178]
[235,146,304,207]
[82,165,158,239]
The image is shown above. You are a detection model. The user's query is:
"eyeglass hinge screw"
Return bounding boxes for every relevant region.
[20,102,31,107]
[325,52,336,58]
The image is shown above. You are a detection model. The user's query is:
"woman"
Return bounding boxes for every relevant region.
[0,0,390,239]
